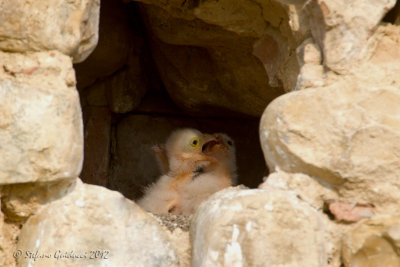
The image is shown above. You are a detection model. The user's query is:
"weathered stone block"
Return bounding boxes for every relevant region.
[342,217,400,267]
[191,187,326,267]
[16,179,179,267]
[260,83,400,215]
[0,51,83,184]
[0,0,100,63]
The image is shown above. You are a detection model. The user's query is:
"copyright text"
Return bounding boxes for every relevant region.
[13,250,110,261]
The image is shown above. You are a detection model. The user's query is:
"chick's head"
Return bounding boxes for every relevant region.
[202,133,237,182]
[165,128,217,174]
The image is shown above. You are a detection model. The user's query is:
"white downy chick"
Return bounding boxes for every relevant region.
[178,133,237,215]
[137,128,216,214]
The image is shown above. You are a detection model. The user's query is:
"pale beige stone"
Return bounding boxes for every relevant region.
[260,171,350,266]
[259,170,338,210]
[261,26,400,215]
[0,0,100,62]
[17,179,179,267]
[0,51,83,184]
[191,187,327,267]
[169,229,190,267]
[306,0,396,73]
[0,209,21,267]
[1,179,75,222]
[260,83,400,215]
[342,217,400,267]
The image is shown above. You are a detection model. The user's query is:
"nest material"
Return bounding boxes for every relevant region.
[153,214,192,232]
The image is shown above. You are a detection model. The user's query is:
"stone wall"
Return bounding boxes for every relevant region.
[0,0,400,266]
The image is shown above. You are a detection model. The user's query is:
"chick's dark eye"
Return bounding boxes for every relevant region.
[227,140,233,146]
[190,137,200,148]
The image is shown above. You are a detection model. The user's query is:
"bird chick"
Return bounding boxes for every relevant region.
[151,133,237,183]
[213,133,238,184]
[177,133,237,214]
[137,128,217,214]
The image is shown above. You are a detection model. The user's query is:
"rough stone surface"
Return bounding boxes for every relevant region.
[0,0,100,63]
[259,170,337,211]
[137,2,289,117]
[190,187,326,267]
[80,107,111,187]
[342,217,400,267]
[1,179,75,223]
[261,24,400,215]
[152,214,192,267]
[0,179,77,267]
[105,63,148,114]
[17,179,179,267]
[0,51,83,184]
[148,35,284,117]
[74,0,146,88]
[168,228,190,267]
[111,115,266,200]
[259,170,345,266]
[260,82,400,215]
[306,0,396,73]
[0,210,21,267]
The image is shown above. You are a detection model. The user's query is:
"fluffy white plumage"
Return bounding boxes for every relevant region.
[137,129,237,215]
[137,128,216,214]
[178,132,237,214]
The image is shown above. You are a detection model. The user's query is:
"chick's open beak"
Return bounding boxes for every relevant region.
[202,138,226,156]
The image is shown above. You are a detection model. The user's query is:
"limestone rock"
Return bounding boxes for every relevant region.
[259,170,344,266]
[190,187,326,267]
[0,0,100,63]
[0,180,76,267]
[260,82,400,215]
[259,170,338,210]
[74,0,144,88]
[1,179,75,222]
[17,179,179,267]
[0,210,21,267]
[306,0,396,73]
[342,216,400,267]
[0,51,83,184]
[106,64,148,114]
[138,3,287,117]
[149,36,283,117]
[152,214,192,267]
[80,107,112,187]
[261,24,400,215]
[168,228,190,267]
